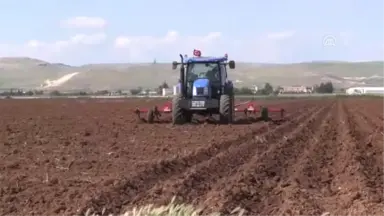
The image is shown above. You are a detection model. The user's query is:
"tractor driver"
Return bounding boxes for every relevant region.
[206,64,220,82]
[187,66,199,81]
[187,63,219,82]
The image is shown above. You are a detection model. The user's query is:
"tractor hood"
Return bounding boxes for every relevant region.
[192,78,210,96]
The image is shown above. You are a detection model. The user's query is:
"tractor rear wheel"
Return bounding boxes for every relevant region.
[231,95,235,121]
[172,95,185,125]
[219,94,233,124]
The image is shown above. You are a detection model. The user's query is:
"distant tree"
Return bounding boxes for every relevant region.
[273,86,283,95]
[49,90,61,96]
[1,91,11,96]
[234,87,254,95]
[10,89,24,96]
[262,83,274,95]
[34,90,44,95]
[129,87,142,95]
[255,83,274,95]
[324,82,334,93]
[314,82,334,93]
[157,81,170,94]
[95,90,110,95]
[160,81,169,89]
[25,90,34,96]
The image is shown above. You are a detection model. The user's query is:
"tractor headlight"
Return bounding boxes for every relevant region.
[193,86,197,95]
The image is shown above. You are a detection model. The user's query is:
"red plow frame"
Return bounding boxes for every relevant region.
[134,100,285,123]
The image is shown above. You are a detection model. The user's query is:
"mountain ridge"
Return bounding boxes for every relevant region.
[0,57,382,91]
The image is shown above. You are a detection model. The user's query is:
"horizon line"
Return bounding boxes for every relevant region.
[0,56,383,67]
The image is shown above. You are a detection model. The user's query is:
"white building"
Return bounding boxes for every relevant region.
[280,85,312,94]
[162,88,173,96]
[173,84,180,95]
[346,87,384,95]
[253,85,259,93]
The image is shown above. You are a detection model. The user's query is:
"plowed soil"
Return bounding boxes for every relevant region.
[0,97,382,216]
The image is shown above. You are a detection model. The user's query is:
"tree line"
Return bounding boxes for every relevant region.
[129,81,334,96]
[0,81,335,97]
[234,81,334,95]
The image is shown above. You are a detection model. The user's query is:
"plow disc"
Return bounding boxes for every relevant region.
[134,101,285,124]
[134,102,172,123]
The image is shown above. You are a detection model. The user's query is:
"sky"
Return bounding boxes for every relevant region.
[0,0,382,65]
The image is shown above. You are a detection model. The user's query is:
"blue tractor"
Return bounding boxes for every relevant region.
[171,50,236,124]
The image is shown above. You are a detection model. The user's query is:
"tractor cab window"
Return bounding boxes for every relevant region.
[186,63,220,82]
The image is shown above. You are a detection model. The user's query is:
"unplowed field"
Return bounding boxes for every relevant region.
[0,97,383,215]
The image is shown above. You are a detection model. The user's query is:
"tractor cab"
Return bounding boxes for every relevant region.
[185,58,223,99]
[173,50,235,100]
[170,49,236,124]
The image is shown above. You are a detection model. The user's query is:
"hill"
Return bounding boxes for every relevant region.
[0,57,382,91]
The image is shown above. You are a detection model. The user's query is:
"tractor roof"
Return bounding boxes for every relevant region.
[185,56,228,63]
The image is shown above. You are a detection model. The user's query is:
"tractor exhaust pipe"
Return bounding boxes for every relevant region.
[179,54,185,97]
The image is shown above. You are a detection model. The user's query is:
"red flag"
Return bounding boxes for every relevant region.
[193,49,201,57]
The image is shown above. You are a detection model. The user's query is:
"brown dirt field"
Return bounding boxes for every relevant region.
[0,97,382,216]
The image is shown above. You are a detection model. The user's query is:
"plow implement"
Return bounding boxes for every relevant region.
[134,101,173,123]
[134,100,285,124]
